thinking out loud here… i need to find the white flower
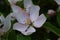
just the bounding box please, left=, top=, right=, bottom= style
left=0, top=15, right=11, bottom=36
left=9, top=0, right=47, bottom=35
left=55, top=0, right=60, bottom=5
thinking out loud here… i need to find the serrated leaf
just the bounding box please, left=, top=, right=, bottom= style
left=8, top=30, right=17, bottom=40
left=43, top=22, right=60, bottom=36
left=17, top=34, right=31, bottom=40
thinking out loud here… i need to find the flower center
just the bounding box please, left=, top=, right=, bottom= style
left=26, top=18, right=31, bottom=25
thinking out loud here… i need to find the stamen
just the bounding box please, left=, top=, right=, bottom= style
left=25, top=23, right=32, bottom=32
left=25, top=25, right=30, bottom=32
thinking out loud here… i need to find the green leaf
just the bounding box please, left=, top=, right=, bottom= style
left=17, top=1, right=24, bottom=8
left=17, top=34, right=31, bottom=40
left=8, top=30, right=17, bottom=40
left=43, top=22, right=60, bottom=36
left=57, top=11, right=60, bottom=27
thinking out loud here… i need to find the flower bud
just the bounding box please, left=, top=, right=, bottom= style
left=47, top=9, right=55, bottom=17
left=57, top=37, right=60, bottom=40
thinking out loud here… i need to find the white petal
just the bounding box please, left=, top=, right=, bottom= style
left=2, top=15, right=11, bottom=32
left=33, top=14, right=47, bottom=28
left=24, top=0, right=33, bottom=9
left=8, top=0, right=22, bottom=4
left=13, top=23, right=28, bottom=32
left=21, top=26, right=36, bottom=35
left=0, top=15, right=5, bottom=23
left=11, top=5, right=29, bottom=24
left=55, top=0, right=60, bottom=5
left=11, top=5, right=22, bottom=13
left=30, top=5, right=40, bottom=22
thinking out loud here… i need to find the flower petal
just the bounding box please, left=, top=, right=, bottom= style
left=2, top=15, right=11, bottom=32
left=30, top=5, right=40, bottom=22
left=0, top=15, right=5, bottom=23
left=55, top=0, right=60, bottom=5
left=24, top=0, right=33, bottom=11
left=33, top=14, right=47, bottom=28
left=13, top=23, right=28, bottom=32
left=11, top=5, right=29, bottom=24
left=8, top=0, right=22, bottom=4
left=21, top=26, right=36, bottom=35
left=9, top=13, right=16, bottom=21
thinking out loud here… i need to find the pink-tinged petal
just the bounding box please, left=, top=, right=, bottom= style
left=55, top=0, right=60, bottom=5
left=47, top=9, right=55, bottom=17
left=11, top=4, right=29, bottom=17
left=47, top=9, right=55, bottom=14
left=11, top=5, right=23, bottom=13
left=13, top=23, right=28, bottom=32
left=21, top=26, right=36, bottom=35
left=30, top=5, right=40, bottom=22
left=57, top=37, right=60, bottom=40
left=11, top=5, right=29, bottom=24
left=2, top=15, right=11, bottom=32
left=33, top=14, right=47, bottom=28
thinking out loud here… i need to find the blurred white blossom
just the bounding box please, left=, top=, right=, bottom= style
left=0, top=14, right=11, bottom=36
left=57, top=37, right=60, bottom=40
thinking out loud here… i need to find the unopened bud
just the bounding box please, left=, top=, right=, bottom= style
left=47, top=9, right=55, bottom=16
